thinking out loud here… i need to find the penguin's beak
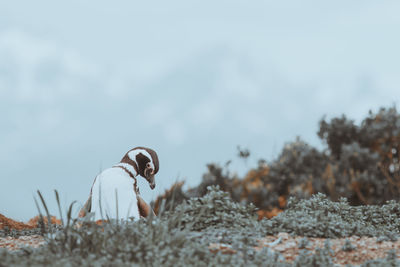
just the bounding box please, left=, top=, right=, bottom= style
left=145, top=168, right=156, bottom=190
left=149, top=180, right=155, bottom=189
left=148, top=175, right=155, bottom=189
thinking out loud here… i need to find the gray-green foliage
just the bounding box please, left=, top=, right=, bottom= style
left=342, top=239, right=356, bottom=252
left=360, top=250, right=399, bottom=267
left=1, top=187, right=400, bottom=266
left=0, top=187, right=277, bottom=267
left=298, top=237, right=309, bottom=249
left=261, top=193, right=400, bottom=238
left=167, top=185, right=258, bottom=231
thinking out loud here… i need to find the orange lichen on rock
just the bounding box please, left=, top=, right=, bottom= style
left=0, top=214, right=35, bottom=230
left=257, top=207, right=283, bottom=220
left=27, top=215, right=62, bottom=228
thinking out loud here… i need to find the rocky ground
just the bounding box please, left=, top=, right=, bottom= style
left=1, top=213, right=399, bottom=266
left=0, top=213, right=59, bottom=251
left=0, top=235, right=45, bottom=251
left=256, top=232, right=400, bottom=266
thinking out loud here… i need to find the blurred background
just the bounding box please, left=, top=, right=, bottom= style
left=1, top=1, right=400, bottom=221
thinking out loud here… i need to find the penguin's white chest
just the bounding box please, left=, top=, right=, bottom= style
left=91, top=167, right=139, bottom=221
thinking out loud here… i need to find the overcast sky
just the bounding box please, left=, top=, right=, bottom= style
left=1, top=1, right=400, bottom=221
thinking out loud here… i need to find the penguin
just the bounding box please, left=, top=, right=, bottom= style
left=79, top=147, right=159, bottom=221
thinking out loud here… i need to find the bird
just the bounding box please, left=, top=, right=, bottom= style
left=79, top=147, right=159, bottom=221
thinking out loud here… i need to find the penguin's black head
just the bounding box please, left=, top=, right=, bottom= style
left=126, top=147, right=159, bottom=189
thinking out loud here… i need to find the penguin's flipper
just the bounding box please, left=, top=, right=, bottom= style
left=79, top=195, right=92, bottom=218
left=137, top=196, right=156, bottom=218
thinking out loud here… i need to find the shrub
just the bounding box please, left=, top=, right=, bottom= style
left=261, top=193, right=400, bottom=238
left=155, top=106, right=400, bottom=218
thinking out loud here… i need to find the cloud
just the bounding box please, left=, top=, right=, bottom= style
left=1, top=0, right=400, bottom=220
left=0, top=29, right=102, bottom=102
left=163, top=119, right=187, bottom=146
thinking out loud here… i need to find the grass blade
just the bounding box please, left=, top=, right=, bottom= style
left=54, top=190, right=64, bottom=226
left=33, top=196, right=46, bottom=234
left=115, top=188, right=119, bottom=222
left=66, top=201, right=77, bottom=229
left=37, top=190, right=53, bottom=233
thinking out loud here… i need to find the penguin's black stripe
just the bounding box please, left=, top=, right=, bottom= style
left=113, top=165, right=139, bottom=195
left=120, top=154, right=139, bottom=174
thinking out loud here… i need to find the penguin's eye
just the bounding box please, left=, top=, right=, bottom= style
left=146, top=162, right=151, bottom=168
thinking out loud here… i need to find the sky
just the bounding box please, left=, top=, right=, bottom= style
left=1, top=1, right=400, bottom=221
